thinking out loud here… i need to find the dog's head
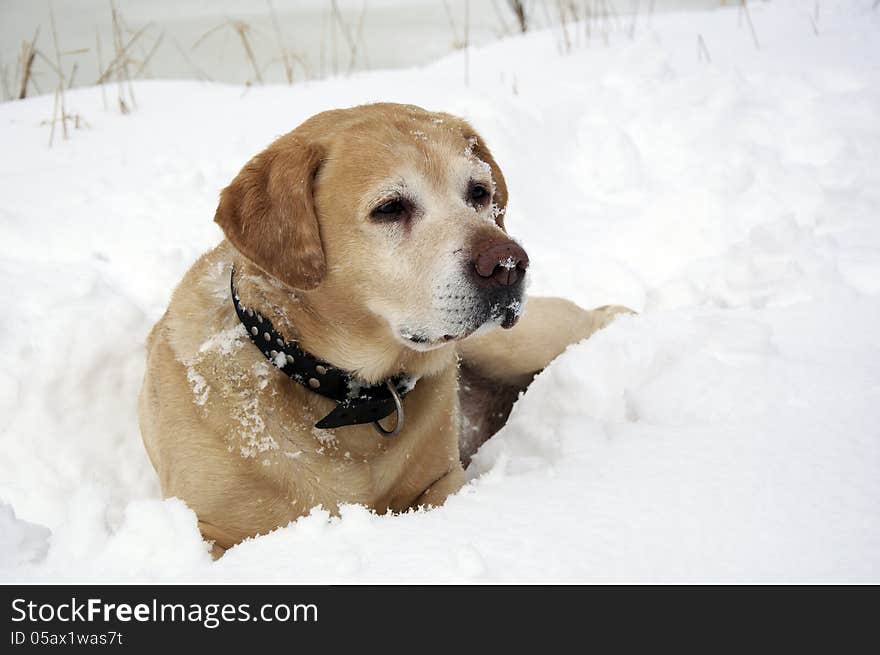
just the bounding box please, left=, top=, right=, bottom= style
left=215, top=103, right=528, bottom=352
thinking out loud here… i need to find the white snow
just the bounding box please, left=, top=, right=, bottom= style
left=1, top=0, right=879, bottom=583
left=186, top=366, right=210, bottom=406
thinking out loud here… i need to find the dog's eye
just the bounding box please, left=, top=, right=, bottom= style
left=468, top=183, right=490, bottom=206
left=371, top=198, right=408, bottom=220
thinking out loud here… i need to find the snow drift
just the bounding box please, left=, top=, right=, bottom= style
left=1, top=0, right=878, bottom=582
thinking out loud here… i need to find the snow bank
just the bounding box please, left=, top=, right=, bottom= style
left=1, top=0, right=878, bottom=582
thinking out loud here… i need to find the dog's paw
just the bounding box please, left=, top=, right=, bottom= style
left=590, top=304, right=637, bottom=331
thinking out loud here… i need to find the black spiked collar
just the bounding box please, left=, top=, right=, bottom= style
left=230, top=268, right=415, bottom=435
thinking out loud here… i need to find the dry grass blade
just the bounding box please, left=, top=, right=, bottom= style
left=464, top=0, right=470, bottom=85
left=740, top=0, right=760, bottom=49
left=41, top=0, right=88, bottom=142
left=67, top=61, right=78, bottom=88
left=232, top=21, right=263, bottom=84
left=192, top=21, right=228, bottom=50
left=1, top=64, right=11, bottom=101
left=584, top=0, right=592, bottom=42
left=109, top=0, right=138, bottom=111
left=110, top=0, right=127, bottom=113
left=442, top=0, right=462, bottom=46
left=352, top=1, right=369, bottom=72
left=48, top=83, right=59, bottom=147
left=697, top=34, right=711, bottom=62
left=34, top=49, right=62, bottom=76
left=490, top=0, right=512, bottom=36
left=194, top=18, right=264, bottom=85
left=95, top=20, right=152, bottom=84
left=96, top=28, right=107, bottom=109
left=507, top=0, right=528, bottom=33
left=132, top=32, right=165, bottom=78
left=267, top=0, right=294, bottom=84
left=557, top=1, right=572, bottom=54
left=330, top=0, right=359, bottom=74
left=48, top=0, right=68, bottom=140
left=18, top=28, right=40, bottom=99
left=629, top=0, right=640, bottom=40
left=171, top=36, right=213, bottom=81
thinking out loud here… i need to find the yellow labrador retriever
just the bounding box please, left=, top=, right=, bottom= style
left=139, top=103, right=630, bottom=556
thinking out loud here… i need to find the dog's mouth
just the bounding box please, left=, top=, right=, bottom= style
left=397, top=296, right=524, bottom=350
left=495, top=299, right=523, bottom=329
left=407, top=334, right=454, bottom=344
left=399, top=330, right=460, bottom=350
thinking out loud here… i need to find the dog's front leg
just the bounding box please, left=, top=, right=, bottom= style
left=414, top=464, right=466, bottom=509
left=457, top=297, right=635, bottom=387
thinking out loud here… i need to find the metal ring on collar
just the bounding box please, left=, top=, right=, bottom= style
left=373, top=380, right=404, bottom=437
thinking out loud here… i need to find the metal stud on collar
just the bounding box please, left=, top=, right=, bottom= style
left=373, top=380, right=404, bottom=437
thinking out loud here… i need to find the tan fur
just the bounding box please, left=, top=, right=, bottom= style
left=138, top=103, right=631, bottom=556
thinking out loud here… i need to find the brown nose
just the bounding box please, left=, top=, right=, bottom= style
left=472, top=238, right=529, bottom=287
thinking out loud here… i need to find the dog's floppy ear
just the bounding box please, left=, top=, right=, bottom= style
left=466, top=133, right=509, bottom=230
left=215, top=137, right=325, bottom=289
